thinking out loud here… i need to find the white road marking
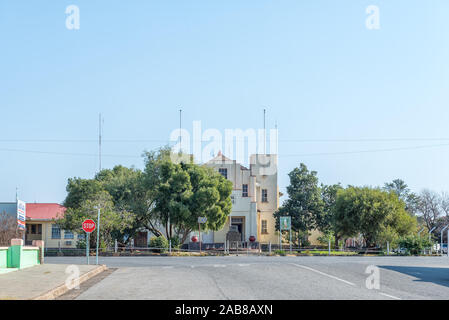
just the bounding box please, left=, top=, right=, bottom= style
left=162, top=266, right=173, bottom=269
left=291, top=264, right=355, bottom=286
left=238, top=264, right=250, bottom=267
left=379, top=292, right=401, bottom=300
left=214, top=264, right=226, bottom=268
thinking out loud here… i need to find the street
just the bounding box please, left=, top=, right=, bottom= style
left=46, top=255, right=449, bottom=300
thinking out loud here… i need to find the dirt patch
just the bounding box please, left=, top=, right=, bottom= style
left=56, top=268, right=117, bottom=300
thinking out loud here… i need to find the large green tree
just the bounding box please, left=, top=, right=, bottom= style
left=334, top=187, right=416, bottom=247
left=274, top=164, right=324, bottom=240
left=57, top=191, right=135, bottom=247
left=316, top=183, right=343, bottom=246
left=142, top=149, right=233, bottom=243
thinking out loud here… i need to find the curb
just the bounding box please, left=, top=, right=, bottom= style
left=32, top=265, right=108, bottom=300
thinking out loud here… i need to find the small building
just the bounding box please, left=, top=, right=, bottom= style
left=25, top=203, right=80, bottom=248
left=0, top=201, right=79, bottom=249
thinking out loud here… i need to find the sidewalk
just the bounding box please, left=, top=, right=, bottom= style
left=0, top=264, right=106, bottom=300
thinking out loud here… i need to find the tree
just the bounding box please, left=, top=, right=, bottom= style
left=61, top=147, right=233, bottom=246
left=142, top=148, right=233, bottom=243
left=0, top=212, right=22, bottom=246
left=316, top=183, right=343, bottom=246
left=63, top=178, right=103, bottom=209
left=334, top=187, right=416, bottom=247
left=383, top=179, right=419, bottom=216
left=57, top=191, right=135, bottom=247
left=417, top=189, right=441, bottom=230
left=274, top=164, right=324, bottom=240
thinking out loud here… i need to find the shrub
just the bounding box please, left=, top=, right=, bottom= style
left=274, top=249, right=286, bottom=256
left=398, top=235, right=431, bottom=255
left=149, top=236, right=169, bottom=253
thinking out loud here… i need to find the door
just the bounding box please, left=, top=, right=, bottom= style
left=231, top=217, right=245, bottom=241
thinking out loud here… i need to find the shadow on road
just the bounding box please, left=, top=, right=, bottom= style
left=380, top=266, right=449, bottom=288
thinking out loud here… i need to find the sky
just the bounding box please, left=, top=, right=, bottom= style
left=0, top=0, right=448, bottom=204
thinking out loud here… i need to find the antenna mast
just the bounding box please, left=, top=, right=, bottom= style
left=99, top=113, right=102, bottom=172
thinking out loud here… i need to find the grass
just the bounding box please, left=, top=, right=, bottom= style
left=299, top=250, right=358, bottom=256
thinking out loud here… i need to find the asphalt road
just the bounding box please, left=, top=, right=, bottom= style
left=46, top=255, right=449, bottom=300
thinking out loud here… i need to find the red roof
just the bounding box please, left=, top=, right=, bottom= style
left=26, top=203, right=66, bottom=220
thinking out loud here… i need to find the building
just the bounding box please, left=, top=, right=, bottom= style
left=25, top=203, right=79, bottom=248
left=0, top=201, right=78, bottom=248
left=195, top=152, right=280, bottom=245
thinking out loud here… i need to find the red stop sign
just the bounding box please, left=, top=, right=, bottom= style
left=82, top=219, right=96, bottom=233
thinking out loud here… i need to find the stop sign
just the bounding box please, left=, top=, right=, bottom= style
left=82, top=219, right=96, bottom=233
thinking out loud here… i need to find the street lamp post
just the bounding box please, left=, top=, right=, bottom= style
left=440, top=225, right=449, bottom=255
left=417, top=227, right=425, bottom=237
left=429, top=226, right=437, bottom=254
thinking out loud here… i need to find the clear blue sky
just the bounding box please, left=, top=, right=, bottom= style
left=1, top=0, right=448, bottom=204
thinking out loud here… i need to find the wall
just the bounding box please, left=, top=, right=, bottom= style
left=0, top=248, right=7, bottom=268
left=0, top=241, right=42, bottom=269
left=41, top=222, right=79, bottom=249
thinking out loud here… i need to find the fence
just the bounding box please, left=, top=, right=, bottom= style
left=44, top=241, right=389, bottom=257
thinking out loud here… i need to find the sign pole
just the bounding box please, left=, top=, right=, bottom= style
left=86, top=232, right=90, bottom=265
left=279, top=217, right=281, bottom=250
left=289, top=228, right=292, bottom=253
left=199, top=222, right=201, bottom=254
left=96, top=207, right=101, bottom=265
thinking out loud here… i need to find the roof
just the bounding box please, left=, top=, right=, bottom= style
left=26, top=203, right=66, bottom=221
left=206, top=151, right=234, bottom=164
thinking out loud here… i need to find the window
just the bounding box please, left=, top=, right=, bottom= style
left=262, top=189, right=268, bottom=202
left=30, top=224, right=42, bottom=235
left=261, top=220, right=268, bottom=234
left=242, top=184, right=248, bottom=197
left=231, top=195, right=235, bottom=204
left=51, top=224, right=61, bottom=239
left=78, top=233, right=85, bottom=240
left=64, top=230, right=74, bottom=239
left=218, top=168, right=228, bottom=179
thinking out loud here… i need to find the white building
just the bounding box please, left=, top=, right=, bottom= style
left=198, top=151, right=280, bottom=244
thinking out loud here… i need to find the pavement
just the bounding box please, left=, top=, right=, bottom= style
left=0, top=263, right=105, bottom=300
left=44, top=255, right=449, bottom=300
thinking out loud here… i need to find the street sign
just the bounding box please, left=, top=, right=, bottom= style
left=17, top=200, right=26, bottom=230
left=198, top=217, right=207, bottom=224
left=280, top=216, right=291, bottom=230
left=82, top=219, right=96, bottom=233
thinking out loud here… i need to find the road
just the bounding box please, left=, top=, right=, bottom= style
left=46, top=255, right=449, bottom=300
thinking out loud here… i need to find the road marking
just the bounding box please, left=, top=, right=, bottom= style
left=291, top=264, right=355, bottom=286
left=379, top=292, right=401, bottom=300
left=238, top=264, right=250, bottom=267
left=162, top=266, right=173, bottom=269
left=214, top=264, right=226, bottom=268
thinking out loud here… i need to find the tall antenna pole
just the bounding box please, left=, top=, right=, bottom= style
left=263, top=108, right=266, bottom=154
left=179, top=109, right=182, bottom=153
left=99, top=113, right=102, bottom=172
